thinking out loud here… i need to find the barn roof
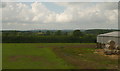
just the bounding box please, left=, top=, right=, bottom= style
left=97, top=31, right=120, bottom=37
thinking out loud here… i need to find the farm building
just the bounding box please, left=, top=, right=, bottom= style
left=97, top=31, right=120, bottom=45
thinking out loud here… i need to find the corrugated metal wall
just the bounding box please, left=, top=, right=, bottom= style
left=97, top=36, right=120, bottom=45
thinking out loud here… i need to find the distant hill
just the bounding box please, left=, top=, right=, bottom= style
left=2, top=29, right=119, bottom=34
left=84, top=29, right=120, bottom=35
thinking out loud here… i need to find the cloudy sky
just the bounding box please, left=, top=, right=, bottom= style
left=1, top=2, right=118, bottom=30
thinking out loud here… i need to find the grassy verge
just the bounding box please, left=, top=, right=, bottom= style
left=2, top=43, right=118, bottom=69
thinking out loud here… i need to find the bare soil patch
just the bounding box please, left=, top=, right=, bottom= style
left=94, top=49, right=118, bottom=60
left=67, top=44, right=96, bottom=48
left=9, top=56, right=23, bottom=61
left=9, top=55, right=48, bottom=62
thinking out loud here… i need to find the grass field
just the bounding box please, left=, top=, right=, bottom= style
left=2, top=43, right=118, bottom=69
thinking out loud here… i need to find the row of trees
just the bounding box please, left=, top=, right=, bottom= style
left=2, top=30, right=96, bottom=43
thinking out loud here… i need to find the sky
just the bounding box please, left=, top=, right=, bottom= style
left=1, top=2, right=118, bottom=30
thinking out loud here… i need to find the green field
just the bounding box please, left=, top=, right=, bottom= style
left=2, top=43, right=118, bottom=69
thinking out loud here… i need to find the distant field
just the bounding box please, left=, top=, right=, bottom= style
left=2, top=43, right=118, bottom=69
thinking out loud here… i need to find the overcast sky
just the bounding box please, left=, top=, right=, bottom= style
left=1, top=2, right=118, bottom=30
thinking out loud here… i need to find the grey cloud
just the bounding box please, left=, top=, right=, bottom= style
left=97, top=2, right=118, bottom=10
left=0, top=2, right=7, bottom=8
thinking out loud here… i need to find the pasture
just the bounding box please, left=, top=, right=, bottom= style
left=2, top=43, right=118, bottom=69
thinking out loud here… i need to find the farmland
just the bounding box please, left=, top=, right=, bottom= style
left=2, top=43, right=118, bottom=69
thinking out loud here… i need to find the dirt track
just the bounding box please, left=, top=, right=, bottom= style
left=52, top=44, right=118, bottom=69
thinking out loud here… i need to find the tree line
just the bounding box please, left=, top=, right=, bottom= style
left=2, top=29, right=115, bottom=43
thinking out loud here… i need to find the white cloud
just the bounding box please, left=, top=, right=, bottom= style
left=56, top=2, right=118, bottom=24
left=1, top=2, right=118, bottom=30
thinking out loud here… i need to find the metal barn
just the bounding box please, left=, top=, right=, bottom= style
left=97, top=31, right=120, bottom=45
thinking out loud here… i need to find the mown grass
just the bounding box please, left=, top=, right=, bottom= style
left=2, top=43, right=118, bottom=69
left=3, top=43, right=75, bottom=69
